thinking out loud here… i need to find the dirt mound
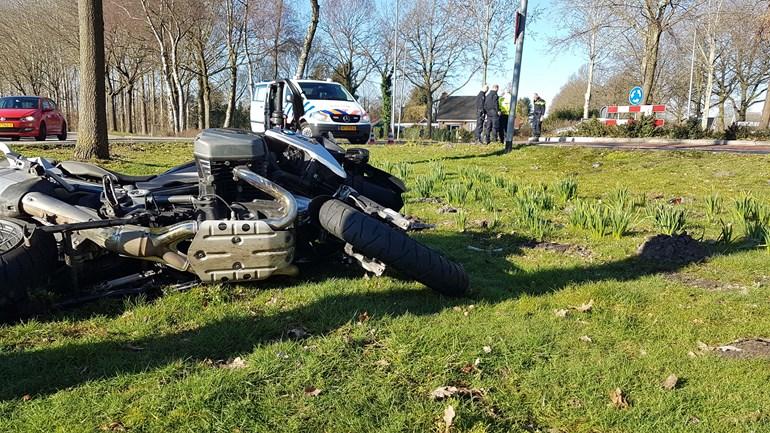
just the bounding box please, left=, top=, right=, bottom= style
left=637, top=234, right=707, bottom=264
left=716, top=339, right=770, bottom=360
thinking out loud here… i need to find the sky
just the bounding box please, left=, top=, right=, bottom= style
left=455, top=0, right=583, bottom=104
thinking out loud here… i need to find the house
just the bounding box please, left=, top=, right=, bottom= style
left=436, top=95, right=477, bottom=132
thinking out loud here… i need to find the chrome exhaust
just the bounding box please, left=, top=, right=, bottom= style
left=21, top=192, right=196, bottom=271
left=233, top=166, right=297, bottom=230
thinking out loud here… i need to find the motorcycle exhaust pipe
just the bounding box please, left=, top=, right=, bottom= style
left=21, top=192, right=196, bottom=271
left=233, top=166, right=297, bottom=230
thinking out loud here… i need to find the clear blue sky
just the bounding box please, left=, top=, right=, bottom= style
left=456, top=0, right=584, bottom=104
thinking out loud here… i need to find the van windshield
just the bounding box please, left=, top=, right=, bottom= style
left=298, top=82, right=355, bottom=102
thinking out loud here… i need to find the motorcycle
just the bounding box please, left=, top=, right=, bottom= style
left=0, top=128, right=469, bottom=321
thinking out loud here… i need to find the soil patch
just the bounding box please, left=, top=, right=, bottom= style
left=438, top=205, right=458, bottom=214
left=637, top=234, right=707, bottom=264
left=525, top=241, right=592, bottom=259
left=716, top=339, right=770, bottom=360
left=664, top=273, right=748, bottom=293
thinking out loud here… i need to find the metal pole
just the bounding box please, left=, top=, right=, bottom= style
left=504, top=0, right=528, bottom=149
left=686, top=28, right=697, bottom=119
left=391, top=0, right=399, bottom=138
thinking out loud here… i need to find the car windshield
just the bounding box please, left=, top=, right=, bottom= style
left=298, top=82, right=355, bottom=102
left=0, top=97, right=39, bottom=109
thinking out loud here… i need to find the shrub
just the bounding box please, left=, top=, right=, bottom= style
left=608, top=205, right=634, bottom=239
left=445, top=183, right=469, bottom=205
left=554, top=177, right=578, bottom=203
left=454, top=208, right=468, bottom=232
left=651, top=204, right=687, bottom=236
left=665, top=118, right=706, bottom=139
left=455, top=128, right=474, bottom=143
left=718, top=219, right=733, bottom=244
left=704, top=193, right=722, bottom=222
left=413, top=176, right=434, bottom=198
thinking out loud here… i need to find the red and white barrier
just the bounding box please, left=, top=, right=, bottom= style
left=600, top=105, right=666, bottom=127
left=368, top=131, right=376, bottom=144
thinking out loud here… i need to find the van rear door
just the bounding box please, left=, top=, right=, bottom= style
left=250, top=84, right=268, bottom=132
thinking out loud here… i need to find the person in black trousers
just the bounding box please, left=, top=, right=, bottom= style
left=482, top=85, right=500, bottom=144
left=474, top=85, right=487, bottom=143
left=531, top=93, right=546, bottom=139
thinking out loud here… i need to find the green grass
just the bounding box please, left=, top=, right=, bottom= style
left=3, top=142, right=770, bottom=432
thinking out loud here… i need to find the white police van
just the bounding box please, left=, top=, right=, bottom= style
left=250, top=79, right=372, bottom=144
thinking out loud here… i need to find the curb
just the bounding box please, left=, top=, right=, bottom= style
left=538, top=136, right=770, bottom=147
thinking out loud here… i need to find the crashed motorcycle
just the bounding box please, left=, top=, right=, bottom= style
left=0, top=128, right=469, bottom=320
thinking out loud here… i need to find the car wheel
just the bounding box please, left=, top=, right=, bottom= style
left=349, top=137, right=369, bottom=145
left=11, top=136, right=20, bottom=142
left=36, top=123, right=47, bottom=141
left=57, top=122, right=67, bottom=141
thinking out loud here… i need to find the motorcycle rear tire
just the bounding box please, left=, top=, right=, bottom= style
left=318, top=199, right=469, bottom=296
left=0, top=218, right=57, bottom=321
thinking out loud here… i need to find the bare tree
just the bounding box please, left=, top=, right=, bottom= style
left=401, top=0, right=473, bottom=137
left=456, top=0, right=515, bottom=85
left=74, top=0, right=109, bottom=159
left=295, top=0, right=320, bottom=79
left=318, top=0, right=375, bottom=96
left=551, top=0, right=614, bottom=118
left=222, top=0, right=248, bottom=127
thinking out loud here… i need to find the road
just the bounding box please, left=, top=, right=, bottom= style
left=2, top=132, right=191, bottom=146
left=536, top=140, right=770, bottom=155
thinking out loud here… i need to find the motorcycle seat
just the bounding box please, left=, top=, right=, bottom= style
left=58, top=161, right=157, bottom=184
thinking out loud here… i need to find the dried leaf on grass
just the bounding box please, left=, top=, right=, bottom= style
left=374, top=359, right=391, bottom=367
left=662, top=374, right=679, bottom=390
left=572, top=299, right=594, bottom=313
left=221, top=357, right=247, bottom=369
left=482, top=345, right=492, bottom=354
left=609, top=388, right=630, bottom=409
left=579, top=335, right=592, bottom=343
left=430, top=385, right=485, bottom=401
left=443, top=405, right=455, bottom=432
left=553, top=309, right=569, bottom=318
left=717, top=345, right=743, bottom=352
left=100, top=421, right=126, bottom=432
left=357, top=311, right=370, bottom=323
left=21, top=394, right=31, bottom=401
left=304, top=386, right=322, bottom=397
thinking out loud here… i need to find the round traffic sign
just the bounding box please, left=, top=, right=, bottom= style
left=629, top=86, right=643, bottom=106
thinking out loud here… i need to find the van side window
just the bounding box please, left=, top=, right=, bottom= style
left=254, top=85, right=267, bottom=102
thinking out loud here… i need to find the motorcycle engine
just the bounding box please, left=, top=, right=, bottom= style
left=194, top=128, right=269, bottom=219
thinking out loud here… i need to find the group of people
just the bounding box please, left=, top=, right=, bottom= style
left=473, top=85, right=547, bottom=148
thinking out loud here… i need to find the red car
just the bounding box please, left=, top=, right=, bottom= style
left=0, top=96, right=68, bottom=141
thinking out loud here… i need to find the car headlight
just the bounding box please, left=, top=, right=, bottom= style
left=362, top=113, right=370, bottom=122
left=310, top=111, right=330, bottom=122
left=23, top=116, right=35, bottom=122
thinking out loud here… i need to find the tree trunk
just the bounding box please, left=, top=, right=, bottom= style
left=223, top=54, right=238, bottom=128
left=126, top=84, right=134, bottom=133
left=701, top=35, right=717, bottom=130
left=140, top=75, right=148, bottom=135
left=74, top=0, right=109, bottom=160
left=640, top=24, right=662, bottom=105
left=584, top=31, right=597, bottom=120
left=295, top=0, right=319, bottom=79
left=150, top=72, right=157, bottom=135
left=425, top=89, right=434, bottom=139
left=760, top=88, right=770, bottom=129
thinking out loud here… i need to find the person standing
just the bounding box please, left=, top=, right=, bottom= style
left=498, top=90, right=511, bottom=143
left=531, top=93, right=546, bottom=139
left=474, top=85, right=488, bottom=143
left=483, top=84, right=500, bottom=144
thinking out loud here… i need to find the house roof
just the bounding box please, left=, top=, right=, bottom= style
left=436, top=96, right=477, bottom=121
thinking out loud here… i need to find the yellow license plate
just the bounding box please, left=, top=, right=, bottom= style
left=0, top=122, right=13, bottom=128
left=339, top=126, right=357, bottom=132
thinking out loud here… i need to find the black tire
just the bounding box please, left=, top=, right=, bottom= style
left=36, top=123, right=47, bottom=141
left=57, top=122, right=67, bottom=141
left=348, top=137, right=369, bottom=145
left=11, top=136, right=20, bottom=142
left=318, top=199, right=469, bottom=296
left=0, top=218, right=57, bottom=321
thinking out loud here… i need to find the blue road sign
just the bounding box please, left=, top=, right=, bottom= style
left=629, top=86, right=643, bottom=106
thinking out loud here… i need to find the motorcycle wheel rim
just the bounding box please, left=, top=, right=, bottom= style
left=0, top=220, right=23, bottom=253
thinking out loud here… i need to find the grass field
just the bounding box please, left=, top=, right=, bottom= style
left=2, top=142, right=770, bottom=432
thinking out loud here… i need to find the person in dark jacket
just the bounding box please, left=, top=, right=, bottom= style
left=531, top=93, right=546, bottom=138
left=474, top=85, right=488, bottom=143
left=482, top=85, right=500, bottom=144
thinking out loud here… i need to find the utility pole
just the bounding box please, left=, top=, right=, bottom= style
left=391, top=0, right=399, bottom=138
left=504, top=0, right=528, bottom=152
left=686, top=28, right=697, bottom=119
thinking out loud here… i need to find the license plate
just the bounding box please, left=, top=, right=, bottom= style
left=0, top=122, right=12, bottom=128
left=339, top=125, right=357, bottom=132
